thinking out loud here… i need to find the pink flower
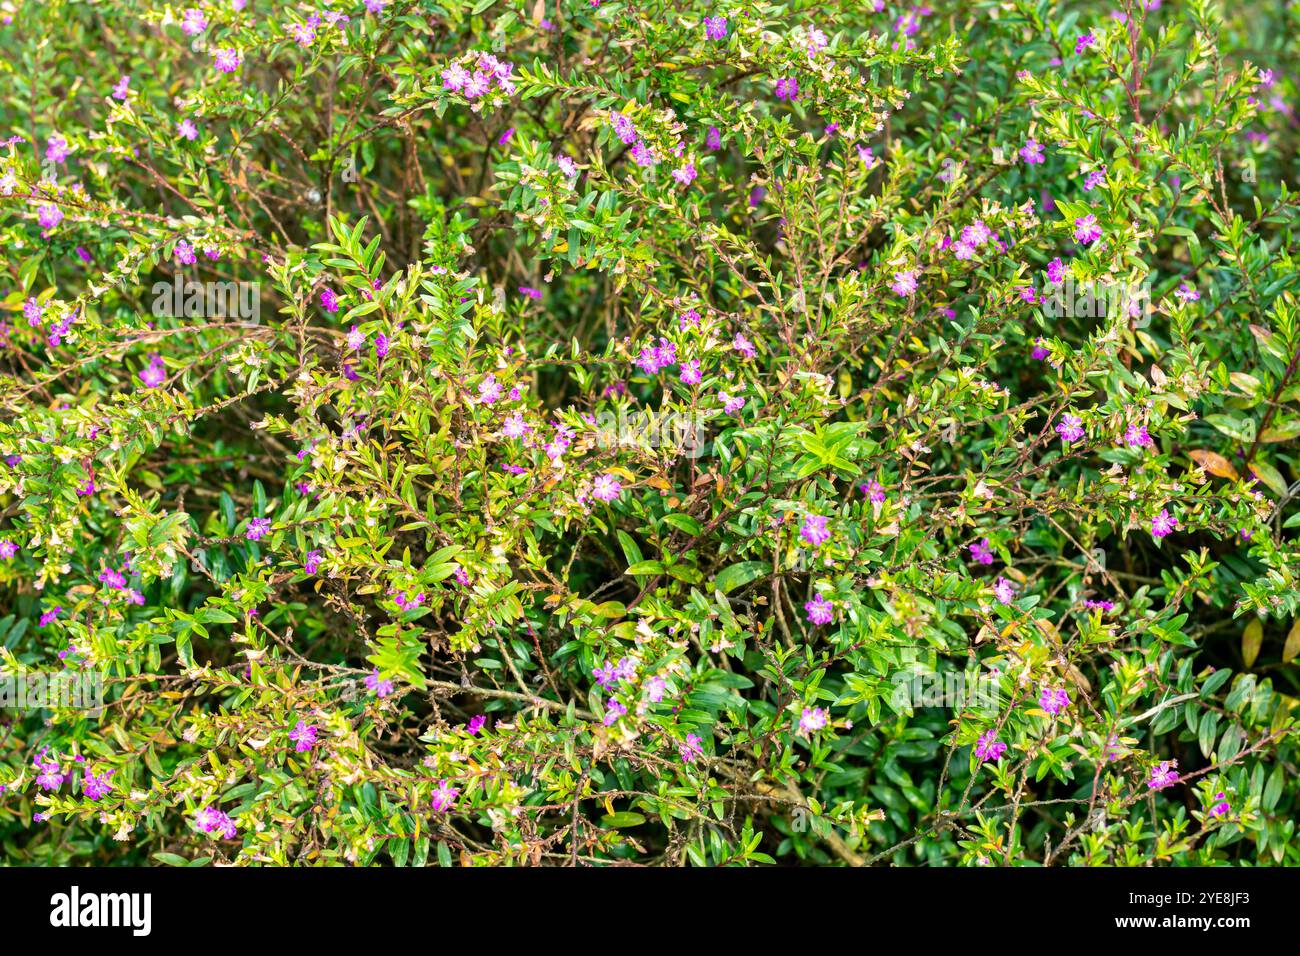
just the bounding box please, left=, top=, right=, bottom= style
left=968, top=538, right=994, bottom=565
left=289, top=721, right=319, bottom=752
left=798, top=706, right=828, bottom=735
left=37, top=204, right=63, bottom=231
left=890, top=269, right=918, bottom=297
left=1151, top=509, right=1178, bottom=539
left=1020, top=138, right=1045, bottom=164
left=1046, top=257, right=1067, bottom=283
left=196, top=806, right=237, bottom=839
left=177, top=119, right=199, bottom=140
left=477, top=374, right=502, bottom=404
left=320, top=288, right=340, bottom=313
left=993, top=577, right=1016, bottom=604
left=82, top=768, right=114, bottom=800
left=1073, top=214, right=1102, bottom=244
left=1124, top=423, right=1152, bottom=448
left=1039, top=687, right=1070, bottom=715
left=804, top=593, right=835, bottom=625
left=974, top=730, right=1007, bottom=762
left=431, top=779, right=460, bottom=812
left=603, top=697, right=627, bottom=725
left=1056, top=413, right=1085, bottom=444
left=365, top=668, right=395, bottom=697
left=213, top=48, right=242, bottom=73
left=592, top=474, right=622, bottom=502
left=800, top=514, right=831, bottom=548
left=678, top=732, right=704, bottom=763
left=1147, top=760, right=1180, bottom=790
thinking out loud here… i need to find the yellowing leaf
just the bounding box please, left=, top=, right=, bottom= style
left=1243, top=618, right=1263, bottom=669
left=1283, top=620, right=1300, bottom=664
left=1188, top=449, right=1239, bottom=480
left=1249, top=461, right=1288, bottom=497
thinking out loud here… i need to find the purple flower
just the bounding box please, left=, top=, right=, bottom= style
left=45, top=134, right=69, bottom=164
left=431, top=779, right=460, bottom=812
left=34, top=751, right=64, bottom=791
left=289, top=721, right=319, bottom=752
left=804, top=593, right=835, bottom=625
left=1039, top=687, right=1070, bottom=716
left=1073, top=214, right=1102, bottom=244
left=138, top=354, right=166, bottom=388
left=37, top=204, right=63, bottom=231
left=890, top=269, right=918, bottom=297
left=1124, top=424, right=1152, bottom=448
left=1210, top=792, right=1230, bottom=818
left=592, top=474, right=622, bottom=502
left=1151, top=509, right=1178, bottom=539
left=1031, top=337, right=1050, bottom=361
left=1147, top=760, right=1180, bottom=790
left=1020, top=138, right=1045, bottom=164
left=365, top=668, right=395, bottom=697
left=974, top=730, right=1007, bottom=763
left=798, top=706, right=828, bottom=735
left=706, top=125, right=722, bottom=149
left=732, top=332, right=757, bottom=358
left=968, top=538, right=994, bottom=565
left=466, top=715, right=487, bottom=735
left=645, top=675, right=667, bottom=702
left=703, top=16, right=727, bottom=40
left=304, top=550, right=323, bottom=574
left=320, top=288, right=340, bottom=313
left=83, top=768, right=114, bottom=801
left=679, top=732, right=704, bottom=763
left=800, top=514, right=831, bottom=548
left=612, top=113, right=637, bottom=144
left=993, top=577, right=1016, bottom=604
left=594, top=657, right=636, bottom=689
left=213, top=48, right=241, bottom=73
left=1056, top=413, right=1085, bottom=444
left=181, top=8, right=208, bottom=35
left=175, top=240, right=196, bottom=265
left=1075, top=31, right=1096, bottom=54
left=861, top=479, right=887, bottom=503
left=196, top=806, right=238, bottom=839
left=98, top=567, right=127, bottom=590
left=774, top=77, right=799, bottom=101
left=246, top=517, right=272, bottom=541
left=178, top=119, right=199, bottom=141
left=477, top=374, right=503, bottom=404
left=1046, top=257, right=1066, bottom=283
left=0, top=540, right=16, bottom=560
left=603, top=697, right=628, bottom=726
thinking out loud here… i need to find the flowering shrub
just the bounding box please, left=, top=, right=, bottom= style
left=1, top=0, right=1299, bottom=867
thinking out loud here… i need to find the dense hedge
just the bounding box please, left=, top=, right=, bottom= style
left=1, top=0, right=1299, bottom=866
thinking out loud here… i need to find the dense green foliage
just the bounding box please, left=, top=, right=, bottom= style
left=1, top=0, right=1299, bottom=866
